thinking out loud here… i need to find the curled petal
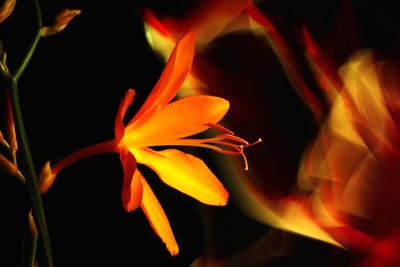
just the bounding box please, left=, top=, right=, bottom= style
left=128, top=31, right=196, bottom=124
left=0, top=0, right=16, bottom=24
left=41, top=9, right=81, bottom=37
left=133, top=148, right=229, bottom=206
left=140, top=173, right=179, bottom=256
left=120, top=149, right=142, bottom=212
left=124, top=95, right=229, bottom=146
left=115, top=89, right=135, bottom=142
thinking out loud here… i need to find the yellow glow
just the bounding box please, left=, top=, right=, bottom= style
left=144, top=22, right=175, bottom=63
left=218, top=156, right=342, bottom=247
left=338, top=50, right=392, bottom=148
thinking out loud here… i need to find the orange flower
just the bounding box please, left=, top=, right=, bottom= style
left=42, top=31, right=259, bottom=255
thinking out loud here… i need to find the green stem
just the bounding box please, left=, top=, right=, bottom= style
left=22, top=233, right=38, bottom=267
left=10, top=80, right=53, bottom=267
left=14, top=32, right=42, bottom=81
left=10, top=0, right=52, bottom=265
left=0, top=137, right=18, bottom=165
left=25, top=211, right=39, bottom=267
left=15, top=170, right=26, bottom=185
left=26, top=234, right=38, bottom=267
left=1, top=137, right=11, bottom=151
left=13, top=0, right=42, bottom=81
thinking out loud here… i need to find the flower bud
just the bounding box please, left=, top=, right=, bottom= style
left=28, top=210, right=38, bottom=236
left=0, top=154, right=18, bottom=176
left=40, top=9, right=81, bottom=37
left=39, top=161, right=57, bottom=193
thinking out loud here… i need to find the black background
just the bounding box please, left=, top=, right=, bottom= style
left=2, top=0, right=400, bottom=266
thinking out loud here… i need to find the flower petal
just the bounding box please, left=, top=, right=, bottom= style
left=139, top=172, right=179, bottom=256
left=124, top=95, right=229, bottom=146
left=133, top=148, right=229, bottom=206
left=120, top=149, right=143, bottom=211
left=128, top=31, right=196, bottom=124
left=115, top=89, right=135, bottom=142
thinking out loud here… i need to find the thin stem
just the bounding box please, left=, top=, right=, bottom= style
left=14, top=32, right=41, bottom=81
left=13, top=0, right=43, bottom=81
left=25, top=211, right=38, bottom=267
left=52, top=140, right=117, bottom=174
left=15, top=170, right=26, bottom=185
left=9, top=1, right=53, bottom=265
left=33, top=0, right=43, bottom=27
left=10, top=80, right=53, bottom=267
left=25, top=234, right=38, bottom=267
left=0, top=153, right=25, bottom=184
left=0, top=136, right=18, bottom=165
left=1, top=136, right=11, bottom=150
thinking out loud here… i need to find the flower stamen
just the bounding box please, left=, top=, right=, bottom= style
left=216, top=134, right=250, bottom=145
left=136, top=135, right=261, bottom=171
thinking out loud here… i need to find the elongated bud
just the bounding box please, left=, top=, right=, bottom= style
left=28, top=210, right=38, bottom=236
left=0, top=42, right=11, bottom=78
left=5, top=92, right=17, bottom=153
left=0, top=0, right=16, bottom=23
left=0, top=154, right=18, bottom=176
left=40, top=9, right=81, bottom=37
left=39, top=161, right=57, bottom=193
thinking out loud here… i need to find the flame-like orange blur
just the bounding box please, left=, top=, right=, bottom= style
left=220, top=28, right=400, bottom=266
left=143, top=0, right=339, bottom=248
left=143, top=2, right=400, bottom=265
left=301, top=42, right=400, bottom=248
left=143, top=0, right=255, bottom=97
left=143, top=1, right=325, bottom=122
